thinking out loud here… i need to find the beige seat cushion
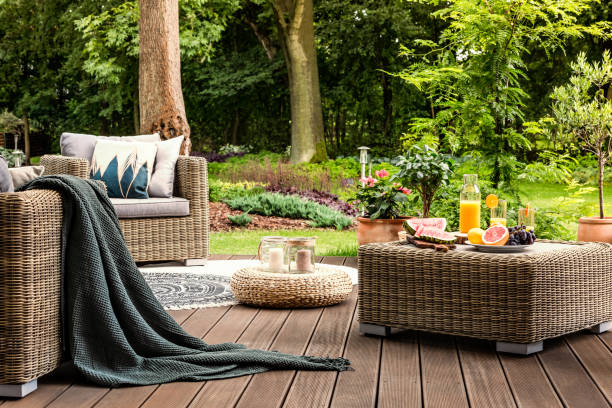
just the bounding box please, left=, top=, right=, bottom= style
left=110, top=197, right=190, bottom=219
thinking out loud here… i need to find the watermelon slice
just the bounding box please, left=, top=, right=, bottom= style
left=414, top=226, right=457, bottom=245
left=404, top=218, right=447, bottom=235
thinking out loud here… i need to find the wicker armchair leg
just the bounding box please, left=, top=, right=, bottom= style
left=360, top=323, right=391, bottom=337
left=496, top=341, right=543, bottom=355
left=184, top=259, right=207, bottom=266
left=0, top=379, right=37, bottom=398
left=589, top=321, right=611, bottom=334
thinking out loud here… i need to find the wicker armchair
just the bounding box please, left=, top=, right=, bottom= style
left=40, top=154, right=210, bottom=264
left=0, top=190, right=63, bottom=396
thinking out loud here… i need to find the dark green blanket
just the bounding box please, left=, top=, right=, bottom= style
left=21, top=175, right=350, bottom=386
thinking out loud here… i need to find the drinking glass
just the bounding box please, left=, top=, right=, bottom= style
left=518, top=208, right=535, bottom=231
left=459, top=174, right=481, bottom=233
left=490, top=199, right=507, bottom=227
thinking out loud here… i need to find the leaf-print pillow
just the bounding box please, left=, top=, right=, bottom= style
left=90, top=140, right=158, bottom=199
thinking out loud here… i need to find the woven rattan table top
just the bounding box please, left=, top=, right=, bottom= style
left=380, top=239, right=608, bottom=259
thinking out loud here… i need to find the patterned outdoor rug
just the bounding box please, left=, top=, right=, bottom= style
left=141, top=271, right=237, bottom=310
left=139, top=260, right=358, bottom=310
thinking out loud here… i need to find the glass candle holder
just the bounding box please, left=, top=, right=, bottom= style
left=286, top=237, right=316, bottom=274
left=257, top=236, right=287, bottom=272
left=518, top=208, right=536, bottom=231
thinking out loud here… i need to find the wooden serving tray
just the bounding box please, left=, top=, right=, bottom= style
left=406, top=235, right=456, bottom=252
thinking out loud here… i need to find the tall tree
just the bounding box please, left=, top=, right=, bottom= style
left=139, top=0, right=191, bottom=154
left=271, top=0, right=327, bottom=163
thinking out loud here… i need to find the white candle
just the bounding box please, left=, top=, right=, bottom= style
left=296, top=249, right=313, bottom=272
left=268, top=248, right=284, bottom=272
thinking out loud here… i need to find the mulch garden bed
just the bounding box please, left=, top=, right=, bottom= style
left=209, top=202, right=356, bottom=232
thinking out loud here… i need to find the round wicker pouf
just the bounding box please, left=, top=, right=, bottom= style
left=230, top=265, right=353, bottom=308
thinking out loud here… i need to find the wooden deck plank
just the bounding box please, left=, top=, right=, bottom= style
left=499, top=354, right=562, bottom=408
left=188, top=308, right=291, bottom=408
left=234, top=308, right=324, bottom=408
left=419, top=333, right=469, bottom=408
left=457, top=339, right=516, bottom=408
left=329, top=300, right=381, bottom=408
left=565, top=333, right=612, bottom=405
left=140, top=305, right=259, bottom=408
left=229, top=255, right=257, bottom=260
left=598, top=330, right=612, bottom=351
left=538, top=337, right=610, bottom=408
left=208, top=254, right=233, bottom=260
left=377, top=331, right=421, bottom=408
left=92, top=306, right=229, bottom=408
left=282, top=288, right=358, bottom=408
left=320, top=256, right=346, bottom=266
left=343, top=256, right=357, bottom=268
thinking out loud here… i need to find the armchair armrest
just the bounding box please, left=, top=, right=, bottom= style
left=174, top=155, right=209, bottom=239
left=0, top=190, right=63, bottom=383
left=175, top=156, right=208, bottom=204
left=40, top=155, right=89, bottom=178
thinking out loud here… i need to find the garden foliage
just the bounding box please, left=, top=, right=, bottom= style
left=208, top=180, right=265, bottom=202
left=397, top=0, right=611, bottom=187
left=224, top=193, right=353, bottom=230
left=394, top=145, right=454, bottom=217
left=227, top=212, right=253, bottom=227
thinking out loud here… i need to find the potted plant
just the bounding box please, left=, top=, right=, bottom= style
left=352, top=169, right=412, bottom=245
left=393, top=144, right=454, bottom=218
left=550, top=52, right=612, bottom=243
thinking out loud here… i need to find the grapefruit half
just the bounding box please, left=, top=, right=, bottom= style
left=481, top=225, right=509, bottom=246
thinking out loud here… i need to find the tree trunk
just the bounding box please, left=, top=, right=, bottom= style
left=273, top=0, right=327, bottom=163
left=598, top=155, right=605, bottom=218
left=231, top=111, right=240, bottom=145
left=139, top=0, right=191, bottom=155
left=22, top=114, right=30, bottom=165
left=133, top=82, right=140, bottom=134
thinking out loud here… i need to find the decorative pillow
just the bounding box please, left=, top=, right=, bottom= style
left=60, top=132, right=161, bottom=163
left=90, top=140, right=157, bottom=199
left=8, top=166, right=45, bottom=189
left=148, top=135, right=184, bottom=198
left=0, top=157, right=14, bottom=193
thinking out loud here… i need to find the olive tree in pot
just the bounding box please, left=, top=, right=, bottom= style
left=551, top=52, right=612, bottom=242
left=352, top=169, right=413, bottom=245
left=393, top=145, right=454, bottom=218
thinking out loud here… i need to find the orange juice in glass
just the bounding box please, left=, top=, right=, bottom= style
left=459, top=174, right=481, bottom=233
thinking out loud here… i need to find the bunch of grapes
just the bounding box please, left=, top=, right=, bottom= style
left=507, top=225, right=536, bottom=246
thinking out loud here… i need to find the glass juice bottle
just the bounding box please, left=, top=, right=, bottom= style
left=459, top=174, right=481, bottom=233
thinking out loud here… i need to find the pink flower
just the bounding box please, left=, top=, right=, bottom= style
left=360, top=176, right=377, bottom=187
left=375, top=169, right=389, bottom=178
left=401, top=187, right=412, bottom=195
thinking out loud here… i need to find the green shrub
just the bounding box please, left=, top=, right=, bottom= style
left=208, top=180, right=265, bottom=202
left=227, top=212, right=252, bottom=227
left=224, top=193, right=353, bottom=230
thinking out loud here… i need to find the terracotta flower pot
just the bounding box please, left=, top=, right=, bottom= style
left=356, top=216, right=411, bottom=246
left=577, top=216, right=612, bottom=243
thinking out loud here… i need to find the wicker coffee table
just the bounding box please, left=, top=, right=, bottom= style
left=358, top=240, right=612, bottom=354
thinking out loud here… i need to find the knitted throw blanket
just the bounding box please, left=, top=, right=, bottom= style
left=21, top=176, right=350, bottom=386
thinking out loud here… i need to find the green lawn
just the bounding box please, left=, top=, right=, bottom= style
left=211, top=229, right=358, bottom=256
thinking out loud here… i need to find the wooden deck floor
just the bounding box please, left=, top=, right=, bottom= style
left=3, top=255, right=611, bottom=408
